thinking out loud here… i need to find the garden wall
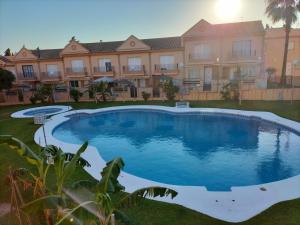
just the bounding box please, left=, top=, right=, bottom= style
left=1, top=88, right=300, bottom=106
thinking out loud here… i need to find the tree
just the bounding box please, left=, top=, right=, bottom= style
left=4, top=48, right=12, bottom=56
left=220, top=66, right=241, bottom=101
left=94, top=81, right=111, bottom=102
left=162, top=79, right=179, bottom=101
left=69, top=88, right=83, bottom=102
left=265, top=0, right=300, bottom=86
left=0, top=68, right=15, bottom=91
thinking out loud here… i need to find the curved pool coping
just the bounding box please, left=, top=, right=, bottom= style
left=11, top=105, right=72, bottom=118
left=34, top=105, right=300, bottom=223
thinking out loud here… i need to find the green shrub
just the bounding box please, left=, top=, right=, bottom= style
left=69, top=88, right=82, bottom=102
left=17, top=89, right=24, bottom=102
left=142, top=91, right=151, bottom=101
left=29, top=95, right=37, bottom=104
left=162, top=79, right=179, bottom=101
left=88, top=85, right=95, bottom=99
left=0, top=68, right=15, bottom=91
left=220, top=67, right=241, bottom=101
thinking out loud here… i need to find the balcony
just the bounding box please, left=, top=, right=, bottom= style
left=17, top=72, right=37, bottom=81
left=65, top=67, right=87, bottom=76
left=226, top=52, right=260, bottom=61
left=122, top=65, right=145, bottom=76
left=154, top=64, right=179, bottom=75
left=183, top=78, right=201, bottom=85
left=40, top=71, right=62, bottom=81
left=93, top=66, right=115, bottom=76
left=189, top=53, right=214, bottom=62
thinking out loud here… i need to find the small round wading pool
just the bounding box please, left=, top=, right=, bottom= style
left=11, top=105, right=72, bottom=118
left=52, top=108, right=300, bottom=191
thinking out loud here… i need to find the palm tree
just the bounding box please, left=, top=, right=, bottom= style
left=93, top=81, right=112, bottom=102
left=265, top=0, right=300, bottom=86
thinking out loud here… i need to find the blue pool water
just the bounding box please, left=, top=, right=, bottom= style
left=53, top=110, right=300, bottom=191
left=24, top=108, right=62, bottom=116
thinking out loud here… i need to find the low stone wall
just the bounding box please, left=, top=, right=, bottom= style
left=181, top=88, right=300, bottom=101
left=1, top=88, right=300, bottom=106
left=241, top=88, right=300, bottom=101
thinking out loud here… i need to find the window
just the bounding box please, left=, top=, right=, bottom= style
left=69, top=80, right=79, bottom=88
left=128, top=57, right=141, bottom=71
left=47, top=64, right=58, bottom=76
left=160, top=56, right=175, bottom=70
left=99, top=59, right=112, bottom=72
left=228, top=65, right=258, bottom=80
left=240, top=65, right=258, bottom=77
left=188, top=68, right=200, bottom=79
left=139, top=79, right=146, bottom=88
left=71, top=60, right=84, bottom=72
left=232, top=40, right=251, bottom=57
left=22, top=65, right=34, bottom=78
left=194, top=44, right=211, bottom=59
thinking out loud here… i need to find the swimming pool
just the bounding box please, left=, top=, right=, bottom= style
left=11, top=105, right=72, bottom=118
left=52, top=109, right=300, bottom=191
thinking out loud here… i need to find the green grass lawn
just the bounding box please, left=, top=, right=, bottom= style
left=0, top=100, right=300, bottom=225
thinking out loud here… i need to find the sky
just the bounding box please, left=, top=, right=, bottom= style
left=0, top=0, right=299, bottom=54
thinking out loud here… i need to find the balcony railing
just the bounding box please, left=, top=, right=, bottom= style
left=65, top=67, right=87, bottom=75
left=227, top=52, right=259, bottom=61
left=154, top=64, right=179, bottom=73
left=93, top=66, right=115, bottom=76
left=17, top=72, right=37, bottom=81
left=40, top=71, right=61, bottom=80
left=123, top=65, right=145, bottom=74
left=189, top=53, right=213, bottom=61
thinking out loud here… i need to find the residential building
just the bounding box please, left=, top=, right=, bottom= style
left=182, top=19, right=265, bottom=92
left=264, top=27, right=300, bottom=80
left=1, top=19, right=298, bottom=101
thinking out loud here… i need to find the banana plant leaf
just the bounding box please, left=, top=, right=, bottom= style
left=71, top=179, right=98, bottom=189
left=21, top=195, right=63, bottom=214
left=98, top=157, right=125, bottom=194
left=62, top=141, right=89, bottom=181
left=119, top=186, right=178, bottom=207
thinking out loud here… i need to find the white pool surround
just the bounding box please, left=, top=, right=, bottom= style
left=34, top=105, right=300, bottom=222
left=11, top=105, right=72, bottom=118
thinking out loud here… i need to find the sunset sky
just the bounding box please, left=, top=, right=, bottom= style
left=0, top=0, right=299, bottom=54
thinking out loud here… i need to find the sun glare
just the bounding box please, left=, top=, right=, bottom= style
left=215, top=0, right=241, bottom=20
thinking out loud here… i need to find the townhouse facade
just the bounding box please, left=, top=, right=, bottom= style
left=0, top=19, right=299, bottom=100
left=264, top=28, right=300, bottom=78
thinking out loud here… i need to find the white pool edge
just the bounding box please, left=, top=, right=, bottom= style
left=11, top=105, right=72, bottom=118
left=34, top=105, right=300, bottom=223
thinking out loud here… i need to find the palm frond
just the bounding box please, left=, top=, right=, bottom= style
left=265, top=0, right=299, bottom=25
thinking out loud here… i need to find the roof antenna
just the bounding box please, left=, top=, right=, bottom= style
left=36, top=47, right=40, bottom=58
